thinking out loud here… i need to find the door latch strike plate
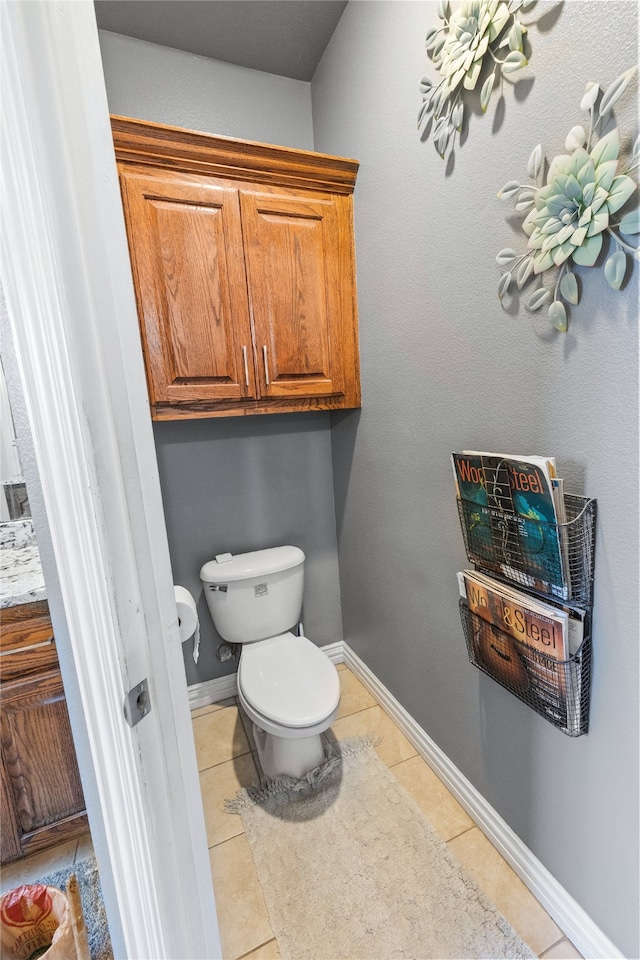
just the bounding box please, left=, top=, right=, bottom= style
left=124, top=678, right=151, bottom=727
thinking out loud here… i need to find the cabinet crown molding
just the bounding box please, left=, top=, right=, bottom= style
left=111, top=115, right=359, bottom=195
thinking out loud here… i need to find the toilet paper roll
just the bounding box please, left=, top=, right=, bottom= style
left=174, top=585, right=200, bottom=664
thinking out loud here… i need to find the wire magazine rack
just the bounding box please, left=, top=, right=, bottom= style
left=456, top=492, right=597, bottom=736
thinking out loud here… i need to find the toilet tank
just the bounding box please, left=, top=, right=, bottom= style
left=200, top=545, right=305, bottom=644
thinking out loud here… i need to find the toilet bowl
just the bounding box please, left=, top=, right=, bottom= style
left=200, top=546, right=341, bottom=779
left=238, top=633, right=340, bottom=778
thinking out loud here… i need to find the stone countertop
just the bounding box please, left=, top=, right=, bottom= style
left=0, top=518, right=47, bottom=608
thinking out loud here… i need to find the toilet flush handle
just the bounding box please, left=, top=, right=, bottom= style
left=208, top=584, right=228, bottom=593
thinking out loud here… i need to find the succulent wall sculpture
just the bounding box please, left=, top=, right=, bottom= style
left=418, top=0, right=532, bottom=159
left=497, top=68, right=638, bottom=331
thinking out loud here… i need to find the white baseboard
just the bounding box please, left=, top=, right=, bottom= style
left=188, top=640, right=345, bottom=710
left=342, top=642, right=623, bottom=960
left=189, top=672, right=238, bottom=709
left=189, top=639, right=621, bottom=958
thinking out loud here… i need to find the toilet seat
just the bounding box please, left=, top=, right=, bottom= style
left=238, top=632, right=340, bottom=728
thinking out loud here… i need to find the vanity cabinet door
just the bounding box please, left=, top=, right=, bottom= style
left=0, top=602, right=89, bottom=863
left=119, top=169, right=257, bottom=407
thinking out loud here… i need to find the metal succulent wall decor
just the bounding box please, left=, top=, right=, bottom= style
left=418, top=0, right=533, bottom=159
left=497, top=68, right=638, bottom=331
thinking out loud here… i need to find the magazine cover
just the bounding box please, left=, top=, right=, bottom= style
left=453, top=452, right=568, bottom=599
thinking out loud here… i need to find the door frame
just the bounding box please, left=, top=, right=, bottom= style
left=1, top=2, right=220, bottom=956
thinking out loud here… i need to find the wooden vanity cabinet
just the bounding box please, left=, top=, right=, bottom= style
left=112, top=115, right=361, bottom=420
left=1, top=601, right=88, bottom=864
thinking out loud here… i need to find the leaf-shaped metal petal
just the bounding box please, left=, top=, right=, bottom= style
left=436, top=124, right=451, bottom=158
left=497, top=180, right=521, bottom=200
left=604, top=250, right=627, bottom=290
left=565, top=125, right=586, bottom=152
left=533, top=250, right=554, bottom=274
left=580, top=82, right=599, bottom=112
left=564, top=175, right=582, bottom=200
left=527, top=144, right=543, bottom=180
left=452, top=100, right=464, bottom=132
left=619, top=209, right=640, bottom=235
left=515, top=198, right=535, bottom=213
left=570, top=225, right=588, bottom=246
left=480, top=72, right=495, bottom=113
left=516, top=257, right=534, bottom=288
left=437, top=0, right=449, bottom=20
left=496, top=248, right=518, bottom=265
left=434, top=117, right=447, bottom=138
left=572, top=232, right=603, bottom=266
left=594, top=161, right=618, bottom=195
left=528, top=287, right=552, bottom=310
left=419, top=76, right=433, bottom=94
left=548, top=300, right=568, bottom=331
left=502, top=51, right=528, bottom=75
left=560, top=270, right=579, bottom=304
left=599, top=66, right=637, bottom=118
left=508, top=21, right=523, bottom=52
left=417, top=98, right=433, bottom=127
left=590, top=128, right=620, bottom=166
left=498, top=272, right=513, bottom=299
left=606, top=175, right=636, bottom=214
left=425, top=27, right=439, bottom=51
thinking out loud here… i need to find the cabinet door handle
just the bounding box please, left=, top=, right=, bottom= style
left=242, top=345, right=250, bottom=387
left=262, top=345, right=270, bottom=386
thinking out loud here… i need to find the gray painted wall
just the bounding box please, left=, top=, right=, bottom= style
left=312, top=2, right=639, bottom=954
left=154, top=416, right=344, bottom=686
left=99, top=30, right=343, bottom=684
left=98, top=29, right=314, bottom=147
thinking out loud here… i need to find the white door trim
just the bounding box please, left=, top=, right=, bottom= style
left=1, top=2, right=219, bottom=956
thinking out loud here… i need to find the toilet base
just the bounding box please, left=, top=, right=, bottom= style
left=252, top=723, right=326, bottom=780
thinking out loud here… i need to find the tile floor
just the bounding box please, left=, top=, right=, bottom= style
left=0, top=667, right=584, bottom=960
left=195, top=664, right=584, bottom=960
left=0, top=832, right=95, bottom=894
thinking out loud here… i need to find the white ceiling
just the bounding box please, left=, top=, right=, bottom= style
left=93, top=1, right=348, bottom=81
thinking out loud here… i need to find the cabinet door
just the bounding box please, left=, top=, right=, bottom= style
left=240, top=191, right=346, bottom=400
left=1, top=671, right=88, bottom=859
left=119, top=170, right=256, bottom=405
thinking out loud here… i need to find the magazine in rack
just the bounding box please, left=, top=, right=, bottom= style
left=452, top=451, right=569, bottom=600
left=457, top=569, right=586, bottom=727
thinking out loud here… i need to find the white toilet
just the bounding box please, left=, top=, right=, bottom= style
left=200, top=545, right=340, bottom=780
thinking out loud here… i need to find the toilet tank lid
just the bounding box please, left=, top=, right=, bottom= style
left=200, top=545, right=305, bottom=584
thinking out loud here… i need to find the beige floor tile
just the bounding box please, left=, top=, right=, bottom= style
left=201, top=753, right=259, bottom=848
left=192, top=697, right=237, bottom=720
left=239, top=938, right=282, bottom=959
left=448, top=827, right=562, bottom=955
left=328, top=704, right=417, bottom=767
left=540, top=938, right=584, bottom=959
left=336, top=668, right=377, bottom=719
left=193, top=703, right=250, bottom=771
left=210, top=834, right=274, bottom=960
left=0, top=839, right=79, bottom=893
left=391, top=755, right=474, bottom=841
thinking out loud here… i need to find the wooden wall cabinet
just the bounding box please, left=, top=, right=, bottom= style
left=112, top=116, right=361, bottom=420
left=1, top=601, right=88, bottom=864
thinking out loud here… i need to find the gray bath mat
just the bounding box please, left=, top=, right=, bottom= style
left=36, top=856, right=112, bottom=960
left=227, top=735, right=536, bottom=960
